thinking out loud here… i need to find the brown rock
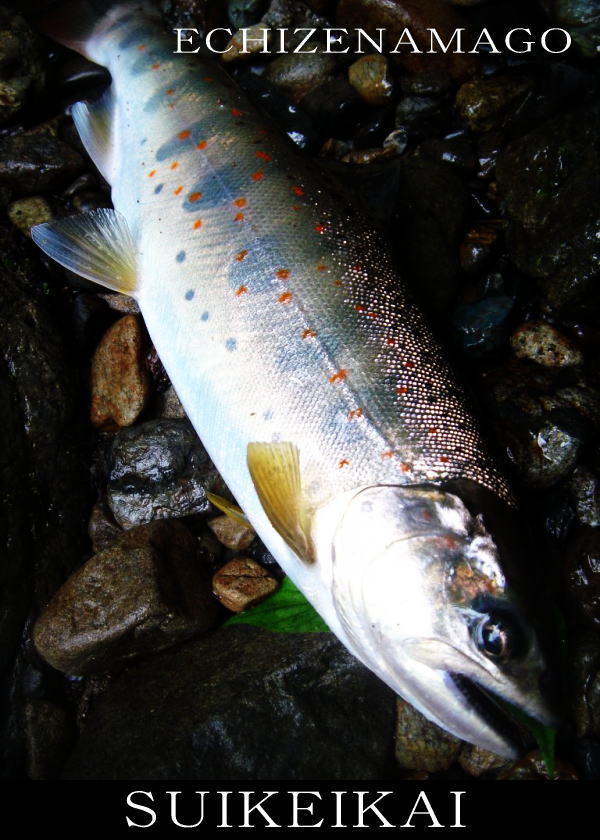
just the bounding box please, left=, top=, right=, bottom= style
left=97, top=292, right=141, bottom=315
left=208, top=514, right=256, bottom=550
left=8, top=196, right=53, bottom=235
left=33, top=520, right=219, bottom=674
left=264, top=52, right=337, bottom=102
left=458, top=743, right=511, bottom=777
left=497, top=751, right=579, bottom=780
left=336, top=0, right=478, bottom=81
left=455, top=76, right=531, bottom=132
left=395, top=700, right=462, bottom=771
left=348, top=55, right=394, bottom=106
left=510, top=321, right=583, bottom=368
left=154, top=384, right=187, bottom=419
left=213, top=556, right=279, bottom=612
left=90, top=314, right=150, bottom=430
left=88, top=499, right=122, bottom=553
left=222, top=24, right=272, bottom=62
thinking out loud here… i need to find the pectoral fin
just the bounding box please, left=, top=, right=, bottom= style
left=71, top=89, right=115, bottom=182
left=247, top=442, right=314, bottom=564
left=31, top=209, right=138, bottom=296
left=206, top=492, right=251, bottom=529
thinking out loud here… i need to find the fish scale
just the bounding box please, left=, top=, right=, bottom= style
left=32, top=1, right=554, bottom=758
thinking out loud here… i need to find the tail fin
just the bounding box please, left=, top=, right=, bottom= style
left=36, top=0, right=156, bottom=56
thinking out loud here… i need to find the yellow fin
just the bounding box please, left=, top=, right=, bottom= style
left=247, top=442, right=314, bottom=564
left=206, top=492, right=251, bottom=529
left=31, top=208, right=138, bottom=296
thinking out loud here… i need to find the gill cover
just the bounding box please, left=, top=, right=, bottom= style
left=330, top=484, right=553, bottom=757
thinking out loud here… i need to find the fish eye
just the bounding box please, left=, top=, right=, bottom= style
left=473, top=612, right=526, bottom=661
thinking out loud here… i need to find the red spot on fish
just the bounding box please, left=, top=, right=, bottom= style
left=234, top=212, right=245, bottom=222
left=166, top=88, right=174, bottom=96
left=148, top=170, right=156, bottom=177
left=404, top=361, right=415, bottom=369
left=278, top=292, right=293, bottom=303
left=178, top=130, right=191, bottom=140
left=429, top=428, right=439, bottom=434
left=367, top=312, right=378, bottom=319
left=235, top=285, right=247, bottom=296
left=354, top=305, right=365, bottom=313
left=231, top=108, right=243, bottom=117
left=315, top=224, right=326, bottom=234
left=174, top=186, right=183, bottom=195
left=189, top=192, right=202, bottom=202
left=386, top=338, right=397, bottom=346
left=203, top=76, right=214, bottom=82
left=444, top=536, right=458, bottom=550
left=439, top=455, right=450, bottom=463
left=400, top=462, right=412, bottom=472
left=236, top=250, right=249, bottom=262
left=352, top=264, right=363, bottom=272
left=302, top=329, right=317, bottom=339
left=382, top=451, right=395, bottom=459
left=292, top=205, right=301, bottom=211
left=329, top=369, right=347, bottom=384
left=348, top=408, right=363, bottom=420
left=151, top=63, right=161, bottom=70
left=276, top=269, right=289, bottom=279
left=234, top=198, right=247, bottom=208
left=396, top=386, right=408, bottom=395
left=196, top=140, right=208, bottom=150
left=256, top=151, right=272, bottom=162
left=193, top=219, right=203, bottom=229
left=317, top=264, right=327, bottom=272
left=168, top=103, right=176, bottom=109
left=170, top=161, right=179, bottom=170
left=338, top=459, right=349, bottom=468
left=251, top=171, right=264, bottom=181
left=334, top=280, right=343, bottom=287
left=137, top=44, right=146, bottom=51
left=292, top=186, right=304, bottom=196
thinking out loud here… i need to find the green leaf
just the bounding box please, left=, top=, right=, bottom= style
left=224, top=576, right=330, bottom=633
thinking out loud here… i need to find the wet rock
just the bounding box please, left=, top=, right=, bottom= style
left=543, top=0, right=600, bottom=58
left=510, top=321, right=583, bottom=368
left=395, top=93, right=450, bottom=141
left=106, top=419, right=222, bottom=528
left=228, top=0, right=268, bottom=28
left=33, top=520, right=219, bottom=675
left=262, top=0, right=328, bottom=30
left=90, top=315, right=150, bottom=431
left=498, top=751, right=578, bottom=780
left=459, top=224, right=500, bottom=275
left=458, top=744, right=511, bottom=777
left=569, top=466, right=600, bottom=528
left=24, top=700, right=75, bottom=780
left=481, top=361, right=598, bottom=488
left=570, top=635, right=600, bottom=738
left=302, top=77, right=364, bottom=138
left=348, top=55, right=394, bottom=106
left=336, top=0, right=478, bottom=80
left=565, top=525, right=600, bottom=631
left=451, top=296, right=513, bottom=355
left=213, top=556, right=279, bottom=611
left=0, top=8, right=45, bottom=126
left=496, top=105, right=600, bottom=317
left=353, top=106, right=395, bottom=149
left=417, top=134, right=477, bottom=175
left=153, top=384, right=187, bottom=419
left=341, top=146, right=398, bottom=165
left=7, top=196, right=53, bottom=236
left=223, top=23, right=272, bottom=61
left=208, top=514, right=256, bottom=550
left=264, top=52, right=337, bottom=102
left=63, top=626, right=396, bottom=779
left=455, top=77, right=532, bottom=133
left=0, top=124, right=84, bottom=195
left=382, top=127, right=409, bottom=155
left=392, top=159, right=469, bottom=315
left=97, top=292, right=140, bottom=315
left=88, top=500, right=122, bottom=553
left=395, top=701, right=462, bottom=772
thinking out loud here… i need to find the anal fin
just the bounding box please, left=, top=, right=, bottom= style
left=247, top=442, right=314, bottom=564
left=31, top=209, right=138, bottom=296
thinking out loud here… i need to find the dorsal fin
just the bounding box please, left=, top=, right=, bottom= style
left=247, top=442, right=314, bottom=564
left=31, top=209, right=138, bottom=296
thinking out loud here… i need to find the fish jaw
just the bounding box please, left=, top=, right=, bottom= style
left=322, top=484, right=555, bottom=757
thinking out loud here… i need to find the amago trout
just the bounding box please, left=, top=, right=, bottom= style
left=32, top=1, right=555, bottom=757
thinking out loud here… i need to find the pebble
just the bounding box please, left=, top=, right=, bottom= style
left=565, top=525, right=600, bottom=631
left=0, top=7, right=44, bottom=126
left=353, top=106, right=395, bottom=149
left=88, top=500, right=122, bottom=553
left=455, top=76, right=531, bottom=132
left=97, top=292, right=141, bottom=315
left=569, top=466, right=600, bottom=528
left=7, top=196, right=53, bottom=236
left=302, top=77, right=364, bottom=138
left=459, top=223, right=500, bottom=275
left=33, top=520, right=219, bottom=675
left=497, top=751, right=579, bottom=780
left=106, top=419, right=222, bottom=528
left=395, top=700, right=462, bottom=772
left=570, top=635, right=600, bottom=739
left=228, top=0, right=268, bottom=29
left=347, top=55, right=394, bottom=106
left=223, top=23, right=272, bottom=62
left=546, top=0, right=600, bottom=58
left=395, top=93, right=449, bottom=141
left=0, top=124, right=84, bottom=195
left=458, top=744, right=511, bottom=777
left=510, top=321, right=583, bottom=368
left=451, top=296, right=513, bottom=354
left=417, top=135, right=477, bottom=175
left=153, top=384, right=187, bottom=420
left=90, top=315, right=150, bottom=431
left=208, top=514, right=256, bottom=551
left=212, top=556, right=279, bottom=612
left=264, top=53, right=337, bottom=102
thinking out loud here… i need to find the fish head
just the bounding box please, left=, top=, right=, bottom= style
left=329, top=482, right=556, bottom=758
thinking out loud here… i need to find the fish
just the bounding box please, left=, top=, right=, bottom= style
left=32, top=0, right=555, bottom=758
